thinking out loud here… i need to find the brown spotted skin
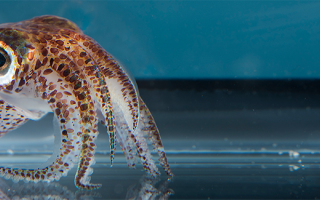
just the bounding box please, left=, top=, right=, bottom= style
left=0, top=100, right=28, bottom=136
left=0, top=16, right=173, bottom=190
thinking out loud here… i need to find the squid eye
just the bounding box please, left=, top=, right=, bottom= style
left=0, top=49, right=11, bottom=75
left=0, top=52, right=6, bottom=67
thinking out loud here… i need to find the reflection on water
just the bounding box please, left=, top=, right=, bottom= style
left=125, top=176, right=174, bottom=200
left=0, top=175, right=173, bottom=200
left=0, top=177, right=99, bottom=200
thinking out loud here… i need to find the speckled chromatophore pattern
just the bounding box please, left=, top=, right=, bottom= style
left=0, top=16, right=173, bottom=190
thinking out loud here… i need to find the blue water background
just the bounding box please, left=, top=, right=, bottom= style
left=0, top=1, right=319, bottom=79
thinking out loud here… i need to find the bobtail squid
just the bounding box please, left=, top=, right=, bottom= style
left=0, top=15, right=173, bottom=190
